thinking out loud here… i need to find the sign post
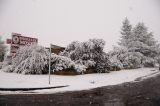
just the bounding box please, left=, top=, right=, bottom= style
left=49, top=44, right=51, bottom=84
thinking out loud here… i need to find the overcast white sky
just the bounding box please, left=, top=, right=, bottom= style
left=0, top=0, right=160, bottom=51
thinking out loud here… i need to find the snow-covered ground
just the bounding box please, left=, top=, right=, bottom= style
left=0, top=68, right=159, bottom=94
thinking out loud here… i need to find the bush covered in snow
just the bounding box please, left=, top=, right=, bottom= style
left=2, top=56, right=12, bottom=69
left=3, top=44, right=87, bottom=75
left=124, top=52, right=143, bottom=69
left=60, top=38, right=109, bottom=73
left=0, top=36, right=7, bottom=62
left=108, top=47, right=143, bottom=70
left=155, top=47, right=160, bottom=70
left=0, top=62, right=2, bottom=69
left=142, top=56, right=156, bottom=67
left=12, top=45, right=49, bottom=74
left=50, top=54, right=86, bottom=74
left=1, top=65, right=13, bottom=72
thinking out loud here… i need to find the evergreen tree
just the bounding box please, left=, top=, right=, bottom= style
left=155, top=44, right=160, bottom=70
left=118, top=19, right=158, bottom=68
left=130, top=23, right=157, bottom=55
left=0, top=36, right=7, bottom=62
left=119, top=18, right=132, bottom=48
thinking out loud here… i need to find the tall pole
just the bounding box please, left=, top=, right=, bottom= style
left=11, top=35, right=13, bottom=64
left=49, top=44, right=51, bottom=84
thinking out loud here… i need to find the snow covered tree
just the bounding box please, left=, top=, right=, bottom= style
left=7, top=44, right=87, bottom=75
left=108, top=54, right=123, bottom=71
left=1, top=65, right=13, bottom=73
left=2, top=55, right=12, bottom=69
left=118, top=19, right=159, bottom=68
left=118, top=18, right=132, bottom=48
left=129, top=23, right=149, bottom=52
left=61, top=41, right=80, bottom=59
left=155, top=45, right=160, bottom=70
left=60, top=38, right=109, bottom=73
left=124, top=52, right=143, bottom=69
left=108, top=47, right=126, bottom=70
left=108, top=47, right=143, bottom=70
left=0, top=36, right=7, bottom=62
left=0, top=62, right=2, bottom=69
left=50, top=54, right=86, bottom=73
left=95, top=52, right=110, bottom=73
left=131, top=22, right=158, bottom=67
left=12, top=45, right=49, bottom=74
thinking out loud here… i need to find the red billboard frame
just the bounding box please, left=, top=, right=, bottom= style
left=12, top=33, right=38, bottom=45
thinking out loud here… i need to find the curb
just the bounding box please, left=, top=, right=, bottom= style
left=0, top=85, right=69, bottom=91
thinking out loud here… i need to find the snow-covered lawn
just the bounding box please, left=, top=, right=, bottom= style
left=0, top=68, right=159, bottom=94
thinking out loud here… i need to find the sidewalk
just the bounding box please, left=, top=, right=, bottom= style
left=0, top=85, right=69, bottom=91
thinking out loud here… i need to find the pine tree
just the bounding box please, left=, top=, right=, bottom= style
left=155, top=44, right=160, bottom=70
left=0, top=36, right=7, bottom=62
left=119, top=18, right=132, bottom=48
left=118, top=19, right=159, bottom=68
left=131, top=23, right=158, bottom=61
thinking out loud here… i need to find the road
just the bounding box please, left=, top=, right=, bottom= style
left=1, top=73, right=160, bottom=106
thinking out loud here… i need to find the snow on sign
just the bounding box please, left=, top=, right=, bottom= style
left=12, top=33, right=38, bottom=45
left=7, top=33, right=38, bottom=57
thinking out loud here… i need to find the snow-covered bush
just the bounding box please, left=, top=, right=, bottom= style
left=1, top=65, right=13, bottom=72
left=108, top=53, right=123, bottom=71
left=94, top=53, right=110, bottom=73
left=8, top=44, right=87, bottom=75
left=124, top=52, right=143, bottom=69
left=142, top=56, right=156, bottom=67
left=108, top=47, right=143, bottom=70
left=155, top=47, right=160, bottom=70
left=0, top=36, right=7, bottom=62
left=60, top=38, right=108, bottom=73
left=75, top=59, right=95, bottom=69
left=74, top=63, right=87, bottom=73
left=2, top=56, right=12, bottom=69
left=12, top=45, right=49, bottom=74
left=156, top=57, right=160, bottom=70
left=51, top=54, right=86, bottom=73
left=108, top=47, right=127, bottom=70
left=0, top=62, right=2, bottom=69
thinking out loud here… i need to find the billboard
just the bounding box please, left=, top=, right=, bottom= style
left=6, top=39, right=12, bottom=44
left=10, top=46, right=19, bottom=53
left=6, top=33, right=38, bottom=57
left=12, top=33, right=38, bottom=46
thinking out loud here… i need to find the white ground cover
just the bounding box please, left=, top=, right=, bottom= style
left=0, top=68, right=159, bottom=94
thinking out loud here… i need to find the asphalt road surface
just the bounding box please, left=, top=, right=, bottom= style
left=1, top=73, right=160, bottom=106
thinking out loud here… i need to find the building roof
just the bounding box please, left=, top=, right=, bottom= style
left=50, top=44, right=65, bottom=49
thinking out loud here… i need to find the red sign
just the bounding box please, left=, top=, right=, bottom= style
left=6, top=39, right=12, bottom=44
left=6, top=33, right=38, bottom=57
left=10, top=46, right=19, bottom=53
left=12, top=33, right=38, bottom=45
